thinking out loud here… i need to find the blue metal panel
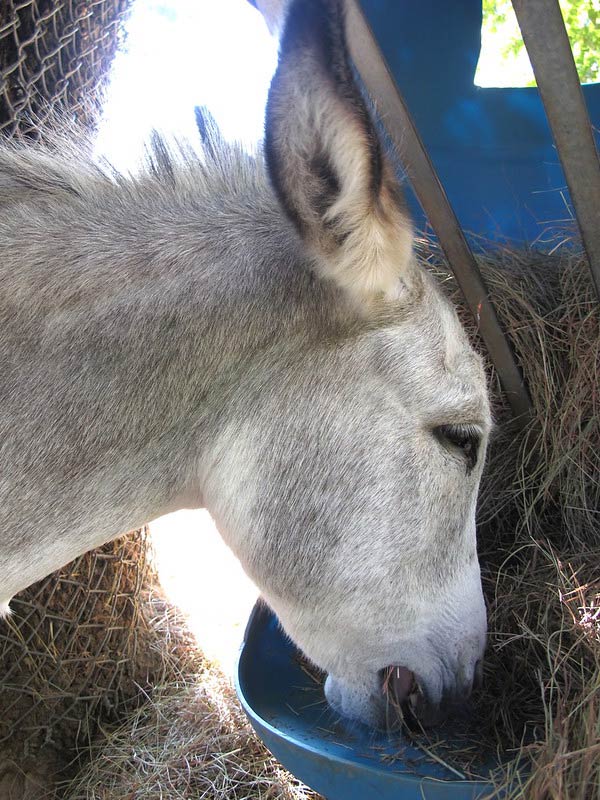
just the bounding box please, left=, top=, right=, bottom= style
left=360, top=0, right=600, bottom=243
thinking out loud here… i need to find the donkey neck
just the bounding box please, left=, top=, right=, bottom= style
left=0, top=154, right=353, bottom=592
left=0, top=139, right=368, bottom=604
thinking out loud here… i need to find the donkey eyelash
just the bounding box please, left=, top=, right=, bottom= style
left=436, top=423, right=482, bottom=440
left=433, top=424, right=482, bottom=472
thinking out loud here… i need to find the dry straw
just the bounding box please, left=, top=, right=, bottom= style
left=0, top=531, right=176, bottom=798
left=61, top=600, right=321, bottom=800
left=419, top=237, right=599, bottom=799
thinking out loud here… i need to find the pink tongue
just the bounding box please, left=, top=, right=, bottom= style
left=384, top=666, right=416, bottom=703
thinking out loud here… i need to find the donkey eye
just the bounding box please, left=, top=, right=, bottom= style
left=434, top=424, right=481, bottom=471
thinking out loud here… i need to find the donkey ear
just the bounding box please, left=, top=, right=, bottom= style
left=253, top=0, right=287, bottom=36
left=265, top=0, right=414, bottom=303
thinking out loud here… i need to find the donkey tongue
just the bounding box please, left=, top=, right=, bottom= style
left=384, top=665, right=416, bottom=703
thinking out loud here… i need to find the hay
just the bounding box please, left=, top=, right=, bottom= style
left=0, top=549, right=322, bottom=800
left=61, top=608, right=322, bottom=800
left=62, top=679, right=322, bottom=800
left=407, top=239, right=600, bottom=799
left=0, top=531, right=182, bottom=799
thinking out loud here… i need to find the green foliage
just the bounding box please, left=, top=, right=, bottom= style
left=483, top=0, right=600, bottom=85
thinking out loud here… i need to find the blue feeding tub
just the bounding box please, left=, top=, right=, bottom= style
left=236, top=602, right=513, bottom=800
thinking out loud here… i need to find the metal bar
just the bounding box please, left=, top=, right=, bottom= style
left=512, top=0, right=600, bottom=303
left=346, top=0, right=533, bottom=423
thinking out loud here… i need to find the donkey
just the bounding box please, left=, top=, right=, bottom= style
left=0, top=0, right=491, bottom=728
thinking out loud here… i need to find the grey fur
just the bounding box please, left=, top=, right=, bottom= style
left=0, top=0, right=491, bottom=727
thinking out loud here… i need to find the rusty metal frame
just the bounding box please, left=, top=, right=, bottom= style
left=512, top=0, right=600, bottom=304
left=346, top=0, right=533, bottom=423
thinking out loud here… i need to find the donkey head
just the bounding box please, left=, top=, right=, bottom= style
left=204, top=0, right=491, bottom=728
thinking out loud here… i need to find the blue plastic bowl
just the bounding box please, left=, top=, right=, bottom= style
left=236, top=602, right=510, bottom=799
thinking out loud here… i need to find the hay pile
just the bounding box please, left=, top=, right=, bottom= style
left=0, top=540, right=321, bottom=800
left=62, top=666, right=321, bottom=800
left=0, top=530, right=179, bottom=799
left=0, top=539, right=320, bottom=800
left=61, top=601, right=321, bottom=800
left=420, top=239, right=599, bottom=799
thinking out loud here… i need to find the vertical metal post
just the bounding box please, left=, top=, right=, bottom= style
left=512, top=0, right=600, bottom=303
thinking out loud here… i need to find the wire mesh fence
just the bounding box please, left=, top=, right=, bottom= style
left=0, top=534, right=173, bottom=798
left=0, top=532, right=170, bottom=796
left=0, top=533, right=155, bottom=747
left=0, top=0, right=130, bottom=140
left=0, top=2, right=166, bottom=797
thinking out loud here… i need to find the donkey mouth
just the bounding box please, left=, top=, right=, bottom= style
left=381, top=665, right=433, bottom=729
left=382, top=665, right=416, bottom=703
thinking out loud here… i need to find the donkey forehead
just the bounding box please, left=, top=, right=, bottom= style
left=366, top=290, right=490, bottom=425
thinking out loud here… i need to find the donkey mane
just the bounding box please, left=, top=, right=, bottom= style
left=0, top=131, right=362, bottom=328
